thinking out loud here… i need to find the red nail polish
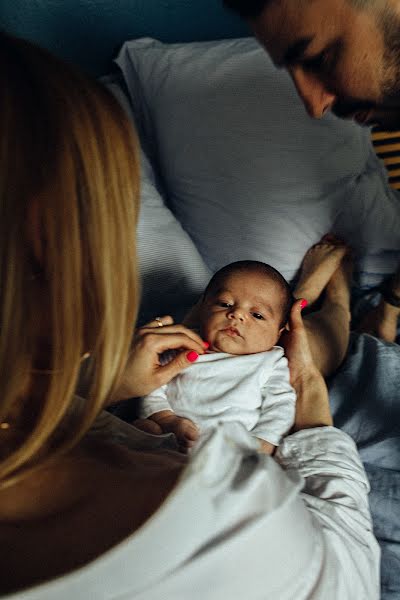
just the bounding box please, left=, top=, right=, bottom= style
left=203, top=341, right=210, bottom=349
left=300, top=299, right=308, bottom=310
left=187, top=351, right=199, bottom=363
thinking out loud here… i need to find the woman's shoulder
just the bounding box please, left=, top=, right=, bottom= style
left=1, top=423, right=306, bottom=599
left=0, top=410, right=186, bottom=595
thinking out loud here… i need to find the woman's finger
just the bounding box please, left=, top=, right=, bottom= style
left=141, top=315, right=174, bottom=329
left=151, top=348, right=202, bottom=387
left=138, top=324, right=208, bottom=350
left=287, top=298, right=308, bottom=331
left=138, top=331, right=207, bottom=357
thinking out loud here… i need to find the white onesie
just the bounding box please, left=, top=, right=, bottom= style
left=141, top=347, right=296, bottom=446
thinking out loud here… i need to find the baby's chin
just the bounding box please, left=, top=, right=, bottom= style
left=209, top=337, right=276, bottom=355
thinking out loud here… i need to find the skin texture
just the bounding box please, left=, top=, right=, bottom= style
left=280, top=301, right=332, bottom=430
left=199, top=271, right=286, bottom=355
left=251, top=0, right=400, bottom=129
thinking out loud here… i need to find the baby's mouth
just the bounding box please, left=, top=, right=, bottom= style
left=221, top=326, right=241, bottom=337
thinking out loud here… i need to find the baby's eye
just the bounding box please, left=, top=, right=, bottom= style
left=252, top=312, right=265, bottom=320
left=218, top=301, right=233, bottom=308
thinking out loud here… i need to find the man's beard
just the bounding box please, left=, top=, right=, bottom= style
left=332, top=8, right=400, bottom=130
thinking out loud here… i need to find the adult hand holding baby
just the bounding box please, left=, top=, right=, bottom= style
left=280, top=300, right=333, bottom=432
left=110, top=315, right=208, bottom=403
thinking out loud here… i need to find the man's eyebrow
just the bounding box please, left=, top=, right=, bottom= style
left=281, top=36, right=314, bottom=66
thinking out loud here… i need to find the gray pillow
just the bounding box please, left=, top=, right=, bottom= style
left=103, top=74, right=211, bottom=325
left=115, top=37, right=400, bottom=289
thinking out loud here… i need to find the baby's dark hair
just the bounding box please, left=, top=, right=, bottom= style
left=204, top=260, right=294, bottom=327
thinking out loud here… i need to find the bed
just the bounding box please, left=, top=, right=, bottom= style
left=2, top=2, right=400, bottom=597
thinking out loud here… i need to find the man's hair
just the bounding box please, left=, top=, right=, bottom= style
left=223, top=0, right=375, bottom=19
left=223, top=0, right=272, bottom=19
left=204, top=260, right=294, bottom=327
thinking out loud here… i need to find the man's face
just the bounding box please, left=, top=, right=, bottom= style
left=200, top=271, right=285, bottom=355
left=251, top=0, right=400, bottom=130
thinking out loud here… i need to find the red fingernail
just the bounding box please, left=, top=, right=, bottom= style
left=187, top=351, right=199, bottom=363
left=300, top=299, right=308, bottom=310
left=203, top=341, right=210, bottom=349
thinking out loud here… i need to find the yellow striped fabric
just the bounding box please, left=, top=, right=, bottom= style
left=371, top=128, right=400, bottom=190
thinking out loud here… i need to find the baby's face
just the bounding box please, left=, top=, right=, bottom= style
left=200, top=271, right=286, bottom=355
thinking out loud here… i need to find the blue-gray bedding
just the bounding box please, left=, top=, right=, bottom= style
left=329, top=333, right=400, bottom=598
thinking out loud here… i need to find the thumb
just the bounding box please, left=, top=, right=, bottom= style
left=158, top=349, right=199, bottom=384
left=288, top=298, right=308, bottom=330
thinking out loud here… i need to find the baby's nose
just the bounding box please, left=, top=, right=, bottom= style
left=228, top=308, right=245, bottom=321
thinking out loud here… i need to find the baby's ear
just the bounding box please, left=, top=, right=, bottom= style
left=278, top=325, right=287, bottom=337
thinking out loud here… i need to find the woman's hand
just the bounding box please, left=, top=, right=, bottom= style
left=279, top=300, right=318, bottom=387
left=280, top=300, right=333, bottom=431
left=111, top=316, right=208, bottom=401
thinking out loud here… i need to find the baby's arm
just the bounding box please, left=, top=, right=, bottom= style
left=141, top=387, right=199, bottom=449
left=252, top=352, right=296, bottom=453
left=256, top=439, right=276, bottom=455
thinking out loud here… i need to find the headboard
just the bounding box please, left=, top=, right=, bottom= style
left=0, top=0, right=249, bottom=76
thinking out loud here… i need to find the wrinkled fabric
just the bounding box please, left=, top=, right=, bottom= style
left=141, top=348, right=295, bottom=445
left=8, top=420, right=379, bottom=600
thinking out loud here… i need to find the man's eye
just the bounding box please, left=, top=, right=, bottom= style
left=303, top=49, right=335, bottom=74
left=218, top=301, right=232, bottom=308
left=252, top=312, right=264, bottom=320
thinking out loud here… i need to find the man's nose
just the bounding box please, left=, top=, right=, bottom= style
left=289, top=66, right=336, bottom=119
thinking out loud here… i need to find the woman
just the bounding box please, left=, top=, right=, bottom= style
left=0, top=33, right=379, bottom=598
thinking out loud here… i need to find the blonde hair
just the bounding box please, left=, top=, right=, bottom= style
left=0, top=33, right=140, bottom=486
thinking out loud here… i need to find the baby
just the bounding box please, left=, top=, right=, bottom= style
left=140, top=260, right=296, bottom=454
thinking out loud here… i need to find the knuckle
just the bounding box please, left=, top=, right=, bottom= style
left=141, top=333, right=155, bottom=349
left=135, top=327, right=148, bottom=339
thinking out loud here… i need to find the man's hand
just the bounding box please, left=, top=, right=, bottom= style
left=357, top=298, right=399, bottom=343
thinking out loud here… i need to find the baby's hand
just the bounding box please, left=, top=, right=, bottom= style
left=150, top=410, right=199, bottom=450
